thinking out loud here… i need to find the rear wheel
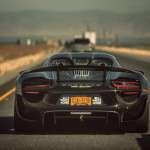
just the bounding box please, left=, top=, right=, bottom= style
left=14, top=107, right=26, bottom=132
left=126, top=104, right=149, bottom=132
left=14, top=107, right=42, bottom=133
left=14, top=99, right=42, bottom=133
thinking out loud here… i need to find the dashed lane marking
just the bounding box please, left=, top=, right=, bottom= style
left=0, top=87, right=16, bottom=102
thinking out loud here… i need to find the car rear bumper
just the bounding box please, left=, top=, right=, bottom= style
left=15, top=92, right=148, bottom=128
left=16, top=99, right=125, bottom=127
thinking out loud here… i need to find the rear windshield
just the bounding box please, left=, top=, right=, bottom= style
left=46, top=57, right=113, bottom=67
left=90, top=58, right=113, bottom=67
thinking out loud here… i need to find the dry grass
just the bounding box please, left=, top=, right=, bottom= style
left=0, top=52, right=47, bottom=75
left=0, top=44, right=56, bottom=63
left=0, top=44, right=59, bottom=76
left=96, top=45, right=150, bottom=58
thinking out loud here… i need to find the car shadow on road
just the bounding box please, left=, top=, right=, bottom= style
left=0, top=116, right=125, bottom=135
left=136, top=134, right=150, bottom=150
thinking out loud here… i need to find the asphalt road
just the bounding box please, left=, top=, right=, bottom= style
left=0, top=52, right=150, bottom=150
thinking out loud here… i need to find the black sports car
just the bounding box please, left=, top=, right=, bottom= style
left=14, top=52, right=149, bottom=132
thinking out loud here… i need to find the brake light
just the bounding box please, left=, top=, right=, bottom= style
left=22, top=78, right=50, bottom=94
left=111, top=79, right=141, bottom=96
left=111, top=80, right=140, bottom=90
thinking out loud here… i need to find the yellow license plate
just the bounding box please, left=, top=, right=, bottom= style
left=70, top=96, right=92, bottom=106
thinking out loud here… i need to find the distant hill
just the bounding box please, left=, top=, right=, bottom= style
left=0, top=10, right=150, bottom=39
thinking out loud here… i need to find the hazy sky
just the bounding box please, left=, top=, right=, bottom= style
left=0, top=0, right=150, bottom=13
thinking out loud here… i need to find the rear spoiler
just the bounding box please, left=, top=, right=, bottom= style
left=19, top=65, right=142, bottom=86
left=21, top=65, right=139, bottom=83
left=27, top=65, right=135, bottom=74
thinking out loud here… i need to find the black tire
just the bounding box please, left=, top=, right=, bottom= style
left=14, top=106, right=27, bottom=132
left=14, top=101, right=42, bottom=133
left=126, top=104, right=149, bottom=132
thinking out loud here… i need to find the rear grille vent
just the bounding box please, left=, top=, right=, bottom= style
left=59, top=70, right=103, bottom=81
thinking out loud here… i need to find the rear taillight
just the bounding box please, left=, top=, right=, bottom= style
left=111, top=79, right=140, bottom=95
left=22, top=78, right=51, bottom=103
left=22, top=78, right=50, bottom=94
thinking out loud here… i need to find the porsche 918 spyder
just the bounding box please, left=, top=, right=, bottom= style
left=14, top=52, right=149, bottom=132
